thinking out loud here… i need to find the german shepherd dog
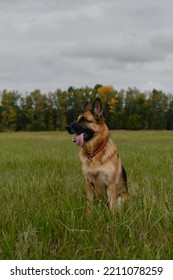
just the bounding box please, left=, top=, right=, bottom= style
left=66, top=98, right=128, bottom=213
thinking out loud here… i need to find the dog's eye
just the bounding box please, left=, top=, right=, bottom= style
left=79, top=117, right=86, bottom=123
left=79, top=117, right=91, bottom=123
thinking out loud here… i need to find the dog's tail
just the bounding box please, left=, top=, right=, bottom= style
left=122, top=165, right=128, bottom=193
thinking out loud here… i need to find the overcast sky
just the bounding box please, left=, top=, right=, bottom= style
left=1, top=0, right=173, bottom=93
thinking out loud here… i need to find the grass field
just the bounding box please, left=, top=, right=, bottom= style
left=0, top=131, right=173, bottom=260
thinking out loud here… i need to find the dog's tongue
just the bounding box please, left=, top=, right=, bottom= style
left=76, top=133, right=84, bottom=146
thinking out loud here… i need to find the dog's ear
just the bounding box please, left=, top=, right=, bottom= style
left=83, top=100, right=92, bottom=112
left=92, top=98, right=103, bottom=117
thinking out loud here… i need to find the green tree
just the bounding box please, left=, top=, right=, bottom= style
left=27, top=89, right=48, bottom=131
left=45, top=92, right=58, bottom=131
left=0, top=92, right=2, bottom=131
left=147, top=89, right=168, bottom=129
left=166, top=94, right=173, bottom=130
left=113, top=89, right=126, bottom=129
left=55, top=89, right=67, bottom=130
left=1, top=90, right=20, bottom=131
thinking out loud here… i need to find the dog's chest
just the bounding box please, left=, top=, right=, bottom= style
left=83, top=163, right=115, bottom=187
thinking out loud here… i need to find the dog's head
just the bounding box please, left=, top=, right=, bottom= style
left=66, top=98, right=104, bottom=146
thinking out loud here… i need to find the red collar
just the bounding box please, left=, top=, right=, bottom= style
left=86, top=140, right=108, bottom=163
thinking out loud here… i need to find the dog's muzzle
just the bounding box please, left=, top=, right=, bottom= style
left=66, top=124, right=75, bottom=134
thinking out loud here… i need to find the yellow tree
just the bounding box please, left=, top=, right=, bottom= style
left=97, top=85, right=117, bottom=112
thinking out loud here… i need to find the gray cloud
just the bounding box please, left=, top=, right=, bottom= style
left=0, top=0, right=173, bottom=92
left=62, top=37, right=166, bottom=65
left=150, top=33, right=173, bottom=53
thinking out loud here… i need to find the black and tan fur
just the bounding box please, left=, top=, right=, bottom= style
left=66, top=98, right=128, bottom=213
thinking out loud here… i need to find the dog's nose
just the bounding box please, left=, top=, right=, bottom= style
left=66, top=124, right=72, bottom=134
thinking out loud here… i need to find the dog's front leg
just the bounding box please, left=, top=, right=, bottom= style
left=107, top=183, right=117, bottom=214
left=85, top=179, right=94, bottom=215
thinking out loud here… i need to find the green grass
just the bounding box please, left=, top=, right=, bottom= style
left=0, top=131, right=173, bottom=260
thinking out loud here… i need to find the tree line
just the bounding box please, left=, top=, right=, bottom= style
left=0, top=85, right=173, bottom=132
